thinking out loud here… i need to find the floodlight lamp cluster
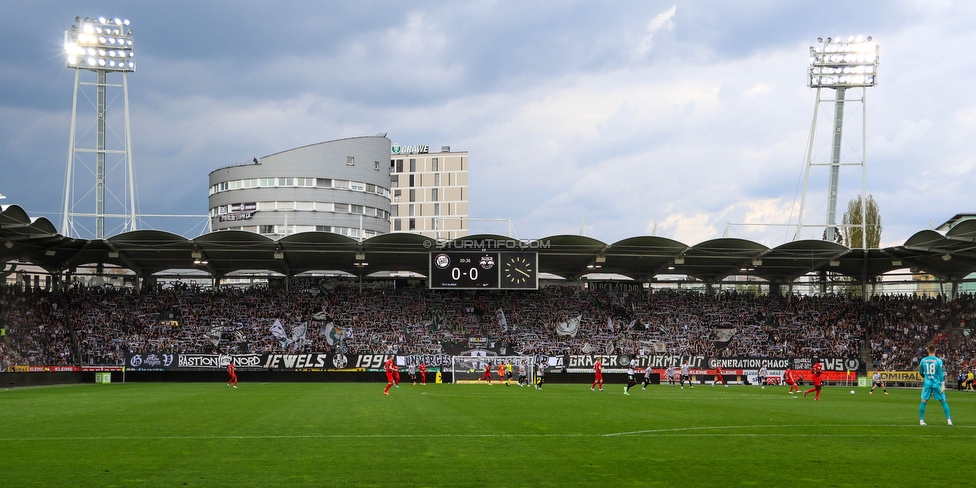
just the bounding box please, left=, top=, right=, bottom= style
left=64, top=16, right=134, bottom=72
left=808, top=36, right=877, bottom=88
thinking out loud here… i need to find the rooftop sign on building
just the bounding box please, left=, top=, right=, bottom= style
left=391, top=143, right=429, bottom=155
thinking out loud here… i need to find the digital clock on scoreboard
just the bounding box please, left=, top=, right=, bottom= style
left=429, top=252, right=538, bottom=290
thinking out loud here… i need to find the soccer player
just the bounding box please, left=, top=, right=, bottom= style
left=226, top=361, right=237, bottom=388
left=383, top=356, right=395, bottom=395
left=498, top=363, right=507, bottom=386
left=591, top=358, right=604, bottom=391
left=518, top=362, right=527, bottom=387
left=665, top=365, right=676, bottom=387
left=680, top=363, right=694, bottom=389
left=418, top=362, right=427, bottom=385
left=757, top=365, right=768, bottom=390
left=624, top=358, right=638, bottom=395
left=919, top=344, right=952, bottom=426
left=505, top=361, right=513, bottom=386
left=803, top=360, right=823, bottom=401
left=783, top=367, right=799, bottom=394
left=712, top=365, right=728, bottom=388
left=641, top=365, right=654, bottom=390
left=393, top=362, right=401, bottom=388
left=535, top=361, right=545, bottom=389
left=409, top=363, right=417, bottom=385
left=869, top=371, right=888, bottom=395
left=480, top=363, right=492, bottom=385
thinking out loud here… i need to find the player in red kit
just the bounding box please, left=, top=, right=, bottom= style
left=803, top=361, right=824, bottom=401
left=479, top=364, right=493, bottom=385
left=383, top=356, right=395, bottom=395
left=226, top=361, right=237, bottom=388
left=783, top=368, right=799, bottom=394
left=591, top=359, right=604, bottom=391
left=393, top=362, right=401, bottom=388
left=419, top=362, right=427, bottom=385
left=712, top=365, right=728, bottom=387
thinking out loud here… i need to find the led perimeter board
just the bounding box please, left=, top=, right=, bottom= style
left=429, top=252, right=538, bottom=290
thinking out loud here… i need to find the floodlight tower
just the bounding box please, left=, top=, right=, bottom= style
left=61, top=16, right=137, bottom=239
left=794, top=36, right=879, bottom=248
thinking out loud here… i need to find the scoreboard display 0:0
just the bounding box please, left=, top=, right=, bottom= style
left=428, top=252, right=500, bottom=289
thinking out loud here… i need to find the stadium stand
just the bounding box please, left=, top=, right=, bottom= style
left=2, top=282, right=975, bottom=380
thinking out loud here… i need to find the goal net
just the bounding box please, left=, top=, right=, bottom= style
left=450, top=356, right=536, bottom=385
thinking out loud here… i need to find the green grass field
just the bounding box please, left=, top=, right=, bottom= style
left=1, top=381, right=973, bottom=487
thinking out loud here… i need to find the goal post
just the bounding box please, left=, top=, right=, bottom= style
left=450, top=355, right=535, bottom=385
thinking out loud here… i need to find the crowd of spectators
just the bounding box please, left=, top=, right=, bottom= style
left=1, top=281, right=975, bottom=377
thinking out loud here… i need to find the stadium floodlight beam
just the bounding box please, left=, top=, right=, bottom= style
left=795, top=36, right=879, bottom=248
left=61, top=16, right=137, bottom=239
left=807, top=35, right=878, bottom=89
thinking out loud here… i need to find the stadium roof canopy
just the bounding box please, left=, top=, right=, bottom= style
left=4, top=204, right=976, bottom=284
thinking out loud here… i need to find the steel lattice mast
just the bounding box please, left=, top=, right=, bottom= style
left=794, top=36, right=879, bottom=248
left=61, top=16, right=137, bottom=239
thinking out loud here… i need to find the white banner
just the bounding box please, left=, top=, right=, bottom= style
left=557, top=315, right=581, bottom=337
left=269, top=319, right=290, bottom=347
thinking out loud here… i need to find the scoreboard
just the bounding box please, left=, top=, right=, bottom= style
left=428, top=252, right=538, bottom=290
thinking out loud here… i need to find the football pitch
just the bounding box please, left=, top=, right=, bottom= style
left=1, top=381, right=973, bottom=487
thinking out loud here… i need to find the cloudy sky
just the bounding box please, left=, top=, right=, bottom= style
left=1, top=1, right=974, bottom=247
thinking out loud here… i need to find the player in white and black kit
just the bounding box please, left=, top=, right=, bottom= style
left=665, top=365, right=676, bottom=387
left=518, top=362, right=528, bottom=387
left=680, top=363, right=694, bottom=389
left=757, top=365, right=768, bottom=390
left=870, top=371, right=888, bottom=395
left=641, top=365, right=655, bottom=390
left=624, top=358, right=638, bottom=395
left=408, top=363, right=418, bottom=385
left=535, top=361, right=546, bottom=389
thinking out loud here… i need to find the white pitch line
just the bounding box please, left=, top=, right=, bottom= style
left=604, top=424, right=973, bottom=436
left=0, top=425, right=970, bottom=442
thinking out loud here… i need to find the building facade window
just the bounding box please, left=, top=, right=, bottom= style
left=347, top=156, right=355, bottom=166
left=409, top=189, right=416, bottom=202
left=409, top=159, right=416, bottom=172
left=409, top=218, right=416, bottom=230
left=432, top=158, right=438, bottom=171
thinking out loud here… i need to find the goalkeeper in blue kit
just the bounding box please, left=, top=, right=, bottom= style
left=918, top=344, right=952, bottom=426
